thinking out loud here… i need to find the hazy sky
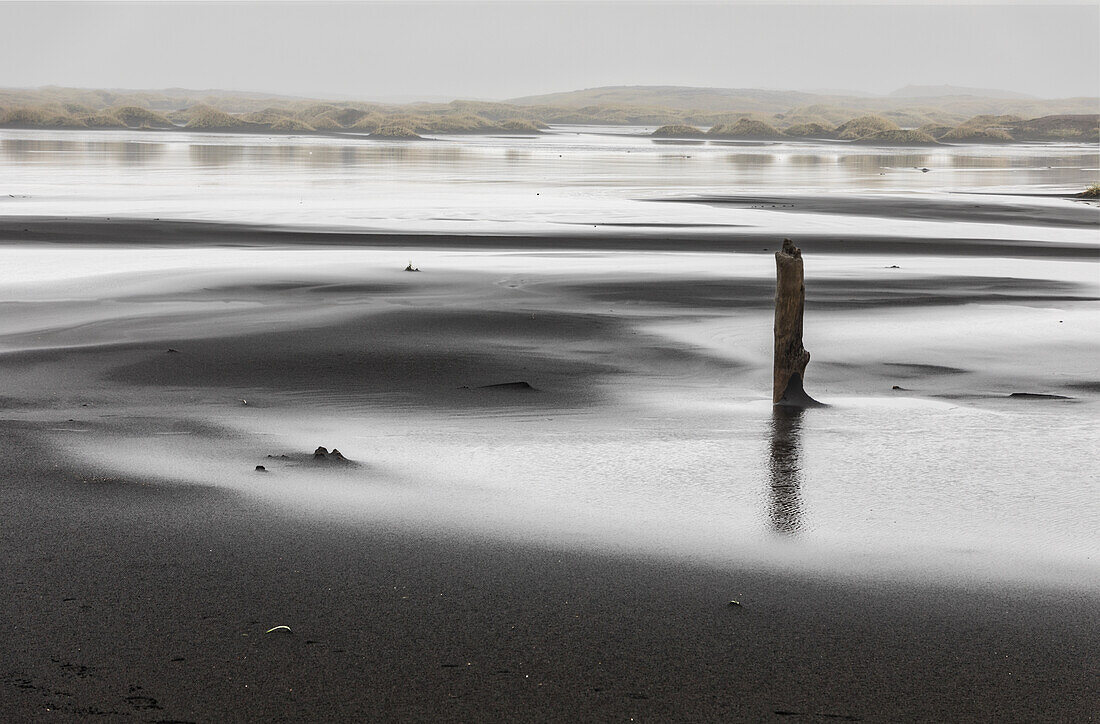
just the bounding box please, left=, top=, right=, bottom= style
left=0, top=1, right=1097, bottom=101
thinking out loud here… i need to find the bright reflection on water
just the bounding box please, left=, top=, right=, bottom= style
left=1, top=127, right=1096, bottom=239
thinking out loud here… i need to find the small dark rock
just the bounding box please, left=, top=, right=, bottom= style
left=255, top=465, right=266, bottom=472
left=891, top=385, right=906, bottom=390
left=311, top=446, right=354, bottom=465
left=404, top=263, right=420, bottom=272
left=166, top=348, right=179, bottom=354
left=920, top=168, right=930, bottom=173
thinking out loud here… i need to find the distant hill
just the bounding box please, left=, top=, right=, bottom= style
left=889, top=85, right=1036, bottom=100
left=0, top=85, right=1095, bottom=144
left=508, top=85, right=1093, bottom=120
left=509, top=86, right=824, bottom=112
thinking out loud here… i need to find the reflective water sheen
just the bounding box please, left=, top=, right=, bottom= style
left=1, top=127, right=1097, bottom=240
left=1, top=128, right=1097, bottom=590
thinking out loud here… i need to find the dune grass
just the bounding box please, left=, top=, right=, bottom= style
left=940, top=126, right=1014, bottom=142
left=782, top=122, right=837, bottom=139
left=0, top=88, right=1093, bottom=145
left=184, top=106, right=255, bottom=130
left=918, top=123, right=955, bottom=140
left=348, top=114, right=384, bottom=132
left=80, top=113, right=127, bottom=128
left=0, top=107, right=83, bottom=128
left=302, top=114, right=343, bottom=130
left=370, top=124, right=421, bottom=139
left=241, top=109, right=295, bottom=124
left=110, top=105, right=175, bottom=128
left=852, top=129, right=939, bottom=146
left=835, top=115, right=900, bottom=140
left=498, top=118, right=542, bottom=134
left=269, top=118, right=316, bottom=133
left=651, top=124, right=705, bottom=137
left=706, top=118, right=783, bottom=139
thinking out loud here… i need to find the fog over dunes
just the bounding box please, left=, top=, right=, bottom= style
left=0, top=85, right=1096, bottom=143
left=1, top=2, right=1096, bottom=99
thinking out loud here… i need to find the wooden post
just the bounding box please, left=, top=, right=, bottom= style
left=773, top=239, right=819, bottom=406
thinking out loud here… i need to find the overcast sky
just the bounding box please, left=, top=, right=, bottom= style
left=0, top=1, right=1097, bottom=101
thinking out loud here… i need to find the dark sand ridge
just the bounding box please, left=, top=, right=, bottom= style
left=2, top=261, right=1093, bottom=412
left=649, top=193, right=1100, bottom=229
left=0, top=309, right=643, bottom=411
left=1, top=420, right=1098, bottom=722
left=1, top=216, right=1098, bottom=258
left=1, top=261, right=1094, bottom=420
left=553, top=275, right=1099, bottom=310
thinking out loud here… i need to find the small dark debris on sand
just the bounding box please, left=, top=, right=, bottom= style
left=891, top=385, right=907, bottom=390
left=404, top=262, right=420, bottom=272
left=1008, top=392, right=1071, bottom=400
left=166, top=348, right=179, bottom=354
left=261, top=449, right=358, bottom=469
left=255, top=465, right=266, bottom=472
left=313, top=446, right=352, bottom=464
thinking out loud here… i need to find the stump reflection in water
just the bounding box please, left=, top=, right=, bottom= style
left=768, top=406, right=805, bottom=535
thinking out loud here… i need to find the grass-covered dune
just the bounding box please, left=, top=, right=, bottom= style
left=706, top=118, right=783, bottom=140
left=835, top=115, right=900, bottom=140
left=0, top=86, right=1095, bottom=144
left=1006, top=114, right=1099, bottom=142
left=184, top=106, right=259, bottom=131
left=940, top=126, right=1014, bottom=143
left=369, top=124, right=422, bottom=140
left=0, top=107, right=87, bottom=129
left=110, top=105, right=174, bottom=128
left=651, top=124, right=705, bottom=137
left=782, top=122, right=838, bottom=139
left=269, top=118, right=316, bottom=133
left=851, top=128, right=940, bottom=146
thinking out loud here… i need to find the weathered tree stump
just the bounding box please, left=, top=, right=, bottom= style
left=773, top=239, right=820, bottom=406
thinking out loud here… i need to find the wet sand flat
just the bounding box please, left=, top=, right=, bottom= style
left=651, top=193, right=1100, bottom=229
left=1, top=424, right=1097, bottom=722
left=1, top=215, right=1098, bottom=258
left=0, top=221, right=1098, bottom=720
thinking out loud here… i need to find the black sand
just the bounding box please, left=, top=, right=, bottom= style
left=1, top=422, right=1097, bottom=722
left=650, top=193, right=1100, bottom=229
left=1, top=219, right=1097, bottom=721
left=1, top=215, right=1097, bottom=258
